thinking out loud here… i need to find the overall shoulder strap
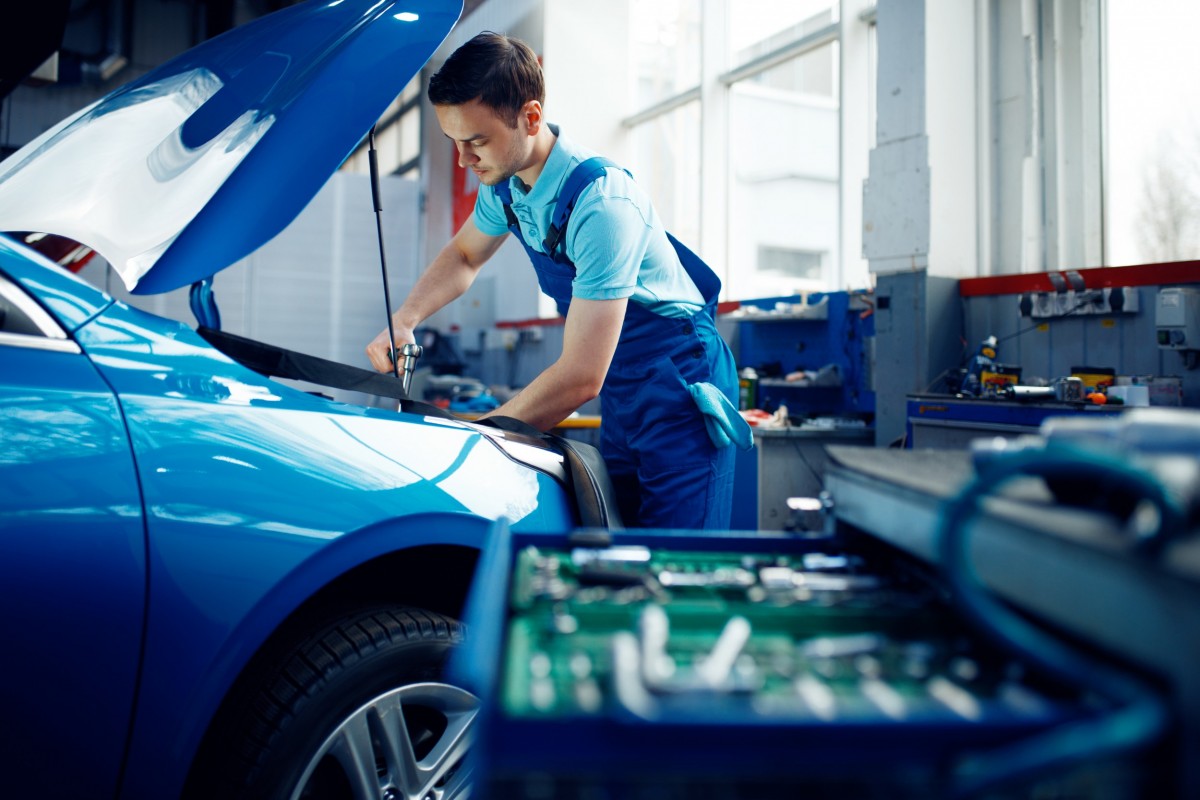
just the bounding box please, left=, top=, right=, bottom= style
left=491, top=180, right=522, bottom=237
left=543, top=156, right=623, bottom=258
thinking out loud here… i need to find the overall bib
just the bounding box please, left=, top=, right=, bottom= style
left=495, top=158, right=739, bottom=529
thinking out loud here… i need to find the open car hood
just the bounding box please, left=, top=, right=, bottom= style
left=0, top=0, right=460, bottom=295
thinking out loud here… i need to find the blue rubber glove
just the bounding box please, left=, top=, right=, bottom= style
left=688, top=382, right=754, bottom=450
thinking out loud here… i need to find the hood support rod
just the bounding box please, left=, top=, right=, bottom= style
left=367, top=125, right=401, bottom=382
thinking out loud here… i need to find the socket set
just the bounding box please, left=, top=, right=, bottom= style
left=455, top=528, right=1099, bottom=797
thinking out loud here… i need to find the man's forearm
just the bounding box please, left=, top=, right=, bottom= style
left=482, top=297, right=626, bottom=431
left=367, top=224, right=503, bottom=373
left=484, top=360, right=601, bottom=431
left=394, top=241, right=481, bottom=330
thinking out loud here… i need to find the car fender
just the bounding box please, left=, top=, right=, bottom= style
left=122, top=510, right=499, bottom=800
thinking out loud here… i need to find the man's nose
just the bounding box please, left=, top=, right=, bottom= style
left=456, top=144, right=478, bottom=166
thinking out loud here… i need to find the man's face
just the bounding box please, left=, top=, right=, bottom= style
left=435, top=98, right=534, bottom=186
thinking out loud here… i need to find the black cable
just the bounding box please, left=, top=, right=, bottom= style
left=932, top=293, right=1103, bottom=396
left=921, top=365, right=960, bottom=394
left=996, top=292, right=1101, bottom=345
left=1, top=93, right=11, bottom=157
left=790, top=439, right=824, bottom=491
left=936, top=445, right=1182, bottom=797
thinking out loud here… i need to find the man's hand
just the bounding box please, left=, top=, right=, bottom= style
left=366, top=323, right=415, bottom=374
left=363, top=217, right=506, bottom=374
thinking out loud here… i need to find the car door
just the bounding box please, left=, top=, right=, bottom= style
left=0, top=269, right=146, bottom=799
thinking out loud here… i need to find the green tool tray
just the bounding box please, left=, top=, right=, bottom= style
left=452, top=524, right=1098, bottom=797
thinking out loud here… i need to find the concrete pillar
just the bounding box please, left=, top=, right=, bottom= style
left=862, top=0, right=979, bottom=279
left=863, top=0, right=980, bottom=446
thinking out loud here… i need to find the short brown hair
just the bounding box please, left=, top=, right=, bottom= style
left=428, top=32, right=545, bottom=128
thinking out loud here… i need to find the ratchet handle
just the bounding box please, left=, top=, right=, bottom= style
left=398, top=343, right=422, bottom=396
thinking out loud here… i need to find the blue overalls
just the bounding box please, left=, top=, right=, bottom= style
left=495, top=158, right=740, bottom=529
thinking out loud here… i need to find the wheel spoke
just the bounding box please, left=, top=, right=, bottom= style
left=291, top=681, right=479, bottom=800
left=435, top=745, right=476, bottom=800
left=419, top=704, right=478, bottom=792
left=326, top=712, right=383, bottom=800
left=375, top=691, right=424, bottom=795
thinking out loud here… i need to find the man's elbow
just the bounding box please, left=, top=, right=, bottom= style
left=571, top=377, right=603, bottom=406
left=565, top=371, right=604, bottom=407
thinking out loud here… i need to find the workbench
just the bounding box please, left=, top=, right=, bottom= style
left=548, top=415, right=601, bottom=430
left=906, top=392, right=1125, bottom=448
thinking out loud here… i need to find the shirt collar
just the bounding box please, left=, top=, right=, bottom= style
left=509, top=123, right=570, bottom=205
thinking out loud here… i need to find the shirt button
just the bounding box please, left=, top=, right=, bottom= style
left=692, top=348, right=703, bottom=358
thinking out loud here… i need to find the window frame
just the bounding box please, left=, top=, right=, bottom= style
left=620, top=1, right=874, bottom=297
left=0, top=272, right=81, bottom=353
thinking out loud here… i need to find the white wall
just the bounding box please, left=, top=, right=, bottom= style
left=419, top=0, right=548, bottom=331
left=925, top=0, right=979, bottom=278
left=543, top=1, right=632, bottom=165
left=984, top=0, right=1103, bottom=275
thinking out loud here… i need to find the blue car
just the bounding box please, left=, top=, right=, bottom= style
left=0, top=2, right=613, bottom=798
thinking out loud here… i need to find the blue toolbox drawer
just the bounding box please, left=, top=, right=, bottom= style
left=452, top=523, right=1143, bottom=798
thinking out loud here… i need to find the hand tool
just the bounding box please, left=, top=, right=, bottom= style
left=398, top=342, right=422, bottom=397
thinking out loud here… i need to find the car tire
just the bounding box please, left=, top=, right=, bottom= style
left=215, top=605, right=477, bottom=800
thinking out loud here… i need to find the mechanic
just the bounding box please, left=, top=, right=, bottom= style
left=366, top=31, right=748, bottom=529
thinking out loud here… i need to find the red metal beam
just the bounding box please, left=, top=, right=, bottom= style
left=495, top=317, right=564, bottom=329
left=958, top=261, right=1200, bottom=297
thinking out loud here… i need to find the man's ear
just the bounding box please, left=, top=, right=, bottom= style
left=521, top=100, right=543, bottom=136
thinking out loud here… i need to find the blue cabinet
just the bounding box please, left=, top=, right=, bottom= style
left=729, top=292, right=874, bottom=421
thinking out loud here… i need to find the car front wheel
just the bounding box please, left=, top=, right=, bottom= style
left=212, top=606, right=478, bottom=800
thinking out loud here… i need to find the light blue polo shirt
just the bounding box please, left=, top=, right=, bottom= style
left=473, top=126, right=704, bottom=318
